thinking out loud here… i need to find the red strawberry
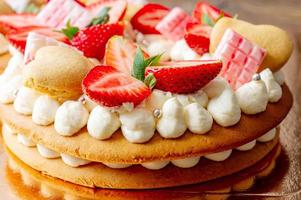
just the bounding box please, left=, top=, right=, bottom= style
left=71, top=23, right=124, bottom=60
left=83, top=65, right=151, bottom=107
left=88, top=0, right=127, bottom=23
left=131, top=3, right=170, bottom=34
left=192, top=2, right=231, bottom=25
left=155, top=7, right=192, bottom=41
left=184, top=22, right=212, bottom=55
left=7, top=27, right=68, bottom=53
left=145, top=60, right=222, bottom=94
left=0, top=14, right=43, bottom=35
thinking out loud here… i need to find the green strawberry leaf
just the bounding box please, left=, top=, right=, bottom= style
left=132, top=47, right=162, bottom=81
left=132, top=47, right=146, bottom=81
left=88, top=7, right=111, bottom=27
left=61, top=20, right=79, bottom=40
left=144, top=73, right=157, bottom=89
left=202, top=13, right=215, bottom=27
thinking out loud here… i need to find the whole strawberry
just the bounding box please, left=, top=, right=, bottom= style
left=70, top=23, right=124, bottom=60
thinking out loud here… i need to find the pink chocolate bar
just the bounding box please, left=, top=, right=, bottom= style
left=37, top=0, right=93, bottom=29
left=214, top=29, right=267, bottom=89
left=156, top=7, right=192, bottom=41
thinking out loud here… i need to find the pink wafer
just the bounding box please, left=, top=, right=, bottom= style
left=156, top=7, right=192, bottom=41
left=214, top=29, right=267, bottom=89
left=37, top=0, right=93, bottom=29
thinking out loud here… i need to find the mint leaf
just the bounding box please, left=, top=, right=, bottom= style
left=145, top=54, right=163, bottom=67
left=144, top=73, right=157, bottom=89
left=202, top=13, right=215, bottom=27
left=132, top=47, right=146, bottom=81
left=61, top=20, right=79, bottom=40
left=88, top=7, right=111, bottom=27
left=24, top=3, right=40, bottom=14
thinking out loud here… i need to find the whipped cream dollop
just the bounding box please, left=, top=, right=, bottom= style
left=257, top=128, right=276, bottom=142
left=60, top=153, right=91, bottom=167
left=102, top=163, right=132, bottom=169
left=37, top=144, right=60, bottom=159
left=141, top=160, right=170, bottom=170
left=17, top=134, right=36, bottom=147
left=236, top=140, right=256, bottom=151
left=157, top=97, right=187, bottom=138
left=0, top=34, right=8, bottom=54
left=54, top=101, right=89, bottom=136
left=0, top=54, right=23, bottom=86
left=145, top=89, right=172, bottom=112
left=147, top=39, right=173, bottom=61
left=0, top=75, right=23, bottom=104
left=171, top=156, right=201, bottom=168
left=203, top=77, right=231, bottom=99
left=184, top=103, right=213, bottom=134
left=207, top=89, right=241, bottom=127
left=235, top=76, right=269, bottom=115
left=80, top=95, right=98, bottom=112
left=120, top=108, right=155, bottom=143
left=260, top=69, right=282, bottom=103
left=88, top=106, right=120, bottom=140
left=32, top=95, right=60, bottom=126
left=170, top=39, right=201, bottom=61
left=204, top=150, right=232, bottom=161
left=14, top=86, right=40, bottom=115
left=175, top=90, right=208, bottom=107
left=273, top=70, right=285, bottom=85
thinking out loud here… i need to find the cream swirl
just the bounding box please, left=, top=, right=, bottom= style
left=14, top=86, right=40, bottom=115
left=54, top=101, right=89, bottom=136
left=0, top=75, right=23, bottom=104
left=170, top=39, right=201, bottom=61
left=37, top=144, right=60, bottom=159
left=205, top=150, right=232, bottom=162
left=260, top=69, right=282, bottom=103
left=17, top=134, right=36, bottom=147
left=60, top=154, right=91, bottom=167
left=171, top=156, right=201, bottom=168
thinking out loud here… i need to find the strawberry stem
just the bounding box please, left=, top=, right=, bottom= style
left=61, top=20, right=79, bottom=40
left=88, top=7, right=111, bottom=27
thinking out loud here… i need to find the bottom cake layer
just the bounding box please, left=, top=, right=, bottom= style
left=3, top=125, right=280, bottom=190
left=5, top=143, right=281, bottom=200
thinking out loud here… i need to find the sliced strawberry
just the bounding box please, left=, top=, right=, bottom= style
left=88, top=0, right=128, bottom=23
left=83, top=65, right=151, bottom=107
left=131, top=3, right=170, bottom=34
left=71, top=23, right=124, bottom=60
left=104, top=36, right=137, bottom=75
left=155, top=7, right=192, bottom=41
left=184, top=22, right=212, bottom=55
left=7, top=27, right=68, bottom=53
left=145, top=60, right=222, bottom=94
left=0, top=14, right=42, bottom=35
left=192, top=2, right=231, bottom=25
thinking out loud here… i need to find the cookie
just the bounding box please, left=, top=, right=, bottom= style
left=3, top=128, right=279, bottom=189
left=24, top=46, right=94, bottom=102
left=210, top=17, right=293, bottom=72
left=0, top=84, right=292, bottom=163
left=0, top=0, right=14, bottom=15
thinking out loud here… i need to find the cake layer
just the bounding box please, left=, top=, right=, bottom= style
left=3, top=128, right=279, bottom=189
left=5, top=140, right=280, bottom=199
left=0, top=84, right=293, bottom=164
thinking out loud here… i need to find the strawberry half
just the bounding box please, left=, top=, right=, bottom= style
left=145, top=60, right=222, bottom=94
left=83, top=65, right=151, bottom=107
left=192, top=2, right=231, bottom=25
left=7, top=27, right=68, bottom=53
left=71, top=23, right=124, bottom=60
left=88, top=0, right=128, bottom=24
left=184, top=22, right=212, bottom=55
left=104, top=36, right=138, bottom=75
left=130, top=3, right=170, bottom=34
left=0, top=14, right=43, bottom=35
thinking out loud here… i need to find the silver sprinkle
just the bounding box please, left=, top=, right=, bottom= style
left=79, top=96, right=86, bottom=105
left=153, top=109, right=162, bottom=119
left=252, top=73, right=261, bottom=81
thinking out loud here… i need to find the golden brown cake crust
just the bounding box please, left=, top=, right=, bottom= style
left=0, top=84, right=292, bottom=164
left=3, top=128, right=279, bottom=189
left=5, top=143, right=280, bottom=199
left=23, top=46, right=94, bottom=102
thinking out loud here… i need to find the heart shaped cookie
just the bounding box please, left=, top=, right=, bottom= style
left=210, top=17, right=293, bottom=72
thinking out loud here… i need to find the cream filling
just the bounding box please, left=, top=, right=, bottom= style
left=8, top=125, right=277, bottom=170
